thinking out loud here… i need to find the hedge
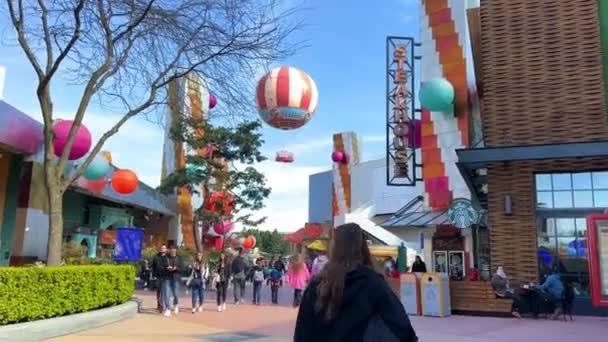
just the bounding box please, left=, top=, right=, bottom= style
left=0, top=265, right=135, bottom=325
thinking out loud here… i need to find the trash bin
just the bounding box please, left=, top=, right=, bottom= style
left=400, top=273, right=421, bottom=315
left=420, top=272, right=451, bottom=317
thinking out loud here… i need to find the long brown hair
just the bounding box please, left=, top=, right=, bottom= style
left=315, top=223, right=372, bottom=320
left=291, top=254, right=305, bottom=272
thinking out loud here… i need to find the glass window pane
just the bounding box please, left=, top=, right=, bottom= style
left=594, top=190, right=608, bottom=207
left=572, top=173, right=592, bottom=190
left=536, top=174, right=552, bottom=191
left=552, top=174, right=572, bottom=190
left=536, top=191, right=553, bottom=208
left=592, top=171, right=608, bottom=189
left=538, top=236, right=557, bottom=254
left=556, top=218, right=576, bottom=236
left=576, top=218, right=588, bottom=237
left=554, top=191, right=573, bottom=208
left=539, top=218, right=556, bottom=237
left=573, top=191, right=593, bottom=208
left=559, top=258, right=589, bottom=274
left=558, top=237, right=575, bottom=256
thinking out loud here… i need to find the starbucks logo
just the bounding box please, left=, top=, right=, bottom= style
left=447, top=198, right=479, bottom=228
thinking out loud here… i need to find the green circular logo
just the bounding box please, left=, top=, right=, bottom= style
left=447, top=198, right=479, bottom=228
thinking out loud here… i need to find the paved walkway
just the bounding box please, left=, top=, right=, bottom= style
left=51, top=286, right=608, bottom=342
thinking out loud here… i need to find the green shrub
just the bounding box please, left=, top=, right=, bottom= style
left=0, top=265, right=135, bottom=325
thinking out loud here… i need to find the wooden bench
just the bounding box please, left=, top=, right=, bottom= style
left=450, top=281, right=513, bottom=315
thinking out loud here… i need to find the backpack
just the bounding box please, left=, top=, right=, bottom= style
left=254, top=269, right=265, bottom=282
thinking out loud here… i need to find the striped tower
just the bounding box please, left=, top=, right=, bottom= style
left=420, top=0, right=475, bottom=211
left=163, top=73, right=210, bottom=247
left=331, top=132, right=360, bottom=226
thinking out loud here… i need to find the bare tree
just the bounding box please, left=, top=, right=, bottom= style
left=3, top=0, right=302, bottom=265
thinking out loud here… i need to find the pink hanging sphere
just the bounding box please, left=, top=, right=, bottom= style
left=209, top=94, right=217, bottom=109
left=331, top=151, right=349, bottom=164
left=213, top=221, right=233, bottom=235
left=53, top=120, right=92, bottom=160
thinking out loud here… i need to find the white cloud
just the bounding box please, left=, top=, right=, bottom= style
left=266, top=134, right=385, bottom=155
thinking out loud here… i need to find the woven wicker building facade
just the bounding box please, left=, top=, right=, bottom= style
left=456, top=0, right=608, bottom=315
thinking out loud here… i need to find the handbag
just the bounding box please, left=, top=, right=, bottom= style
left=363, top=315, right=399, bottom=342
left=186, top=268, right=194, bottom=287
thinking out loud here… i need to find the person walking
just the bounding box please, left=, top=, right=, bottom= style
left=286, top=255, right=310, bottom=308
left=251, top=258, right=265, bottom=305
left=151, top=245, right=169, bottom=313
left=231, top=247, right=248, bottom=304
left=216, top=253, right=231, bottom=312
left=267, top=260, right=284, bottom=304
left=187, top=252, right=209, bottom=313
left=167, top=246, right=181, bottom=314
left=294, top=223, right=418, bottom=342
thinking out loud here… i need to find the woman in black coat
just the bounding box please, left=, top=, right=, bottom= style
left=294, top=223, right=418, bottom=342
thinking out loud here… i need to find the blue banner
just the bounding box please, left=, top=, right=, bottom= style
left=114, top=228, right=144, bottom=262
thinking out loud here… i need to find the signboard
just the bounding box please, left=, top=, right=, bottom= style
left=586, top=215, right=608, bottom=307
left=386, top=36, right=421, bottom=186
left=447, top=198, right=479, bottom=228
left=113, top=228, right=144, bottom=262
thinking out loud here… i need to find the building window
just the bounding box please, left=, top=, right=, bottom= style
left=535, top=172, right=608, bottom=209
left=537, top=217, right=589, bottom=296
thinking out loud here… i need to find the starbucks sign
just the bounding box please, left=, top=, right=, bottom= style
left=447, top=198, right=479, bottom=228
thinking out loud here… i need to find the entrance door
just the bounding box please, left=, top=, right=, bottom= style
left=537, top=215, right=608, bottom=316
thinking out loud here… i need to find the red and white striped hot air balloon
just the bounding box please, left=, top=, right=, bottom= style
left=256, top=66, right=319, bottom=130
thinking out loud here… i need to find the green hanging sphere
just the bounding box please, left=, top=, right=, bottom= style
left=83, top=154, right=110, bottom=180
left=419, top=78, right=454, bottom=112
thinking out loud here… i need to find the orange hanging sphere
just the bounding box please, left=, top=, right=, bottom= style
left=111, top=169, right=138, bottom=194
left=242, top=235, right=256, bottom=249
left=205, top=191, right=234, bottom=215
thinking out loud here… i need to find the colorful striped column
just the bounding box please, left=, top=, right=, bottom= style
left=331, top=132, right=360, bottom=226
left=420, top=0, right=473, bottom=211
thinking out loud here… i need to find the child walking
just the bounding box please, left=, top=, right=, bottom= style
left=286, top=255, right=310, bottom=307
left=267, top=260, right=283, bottom=304
left=252, top=258, right=265, bottom=305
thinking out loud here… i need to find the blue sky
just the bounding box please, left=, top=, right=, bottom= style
left=0, top=0, right=419, bottom=232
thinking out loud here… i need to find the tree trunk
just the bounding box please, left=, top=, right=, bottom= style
left=46, top=186, right=64, bottom=266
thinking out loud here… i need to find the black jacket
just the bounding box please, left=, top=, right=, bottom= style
left=231, top=255, right=248, bottom=275
left=151, top=253, right=170, bottom=279
left=411, top=261, right=427, bottom=273
left=294, top=266, right=417, bottom=342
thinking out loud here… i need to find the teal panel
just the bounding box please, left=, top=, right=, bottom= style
left=62, top=191, right=89, bottom=231
left=0, top=154, right=23, bottom=266
left=600, top=0, right=608, bottom=108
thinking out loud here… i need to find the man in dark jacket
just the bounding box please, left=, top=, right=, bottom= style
left=231, top=248, right=248, bottom=304
left=295, top=266, right=418, bottom=342
left=150, top=245, right=168, bottom=312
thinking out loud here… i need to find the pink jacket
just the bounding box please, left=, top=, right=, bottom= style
left=286, top=266, right=310, bottom=290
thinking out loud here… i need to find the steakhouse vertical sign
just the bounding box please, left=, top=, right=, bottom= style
left=386, top=36, right=417, bottom=186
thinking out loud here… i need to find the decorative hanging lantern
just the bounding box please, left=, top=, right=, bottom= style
left=229, top=235, right=240, bottom=248
left=78, top=177, right=106, bottom=193
left=242, top=235, right=256, bottom=249
left=275, top=150, right=294, bottom=163
left=203, top=144, right=216, bottom=158
left=214, top=236, right=224, bottom=251
left=419, top=78, right=455, bottom=112
left=101, top=151, right=112, bottom=163
left=83, top=154, right=111, bottom=181
left=209, top=93, right=217, bottom=109
left=205, top=191, right=234, bottom=215
left=213, top=220, right=233, bottom=235
left=331, top=150, right=349, bottom=164
left=256, top=66, right=319, bottom=130
left=52, top=120, right=92, bottom=160
left=111, top=169, right=139, bottom=194
left=236, top=236, right=246, bottom=248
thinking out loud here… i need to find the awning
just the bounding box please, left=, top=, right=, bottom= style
left=284, top=224, right=325, bottom=244
left=381, top=210, right=449, bottom=227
